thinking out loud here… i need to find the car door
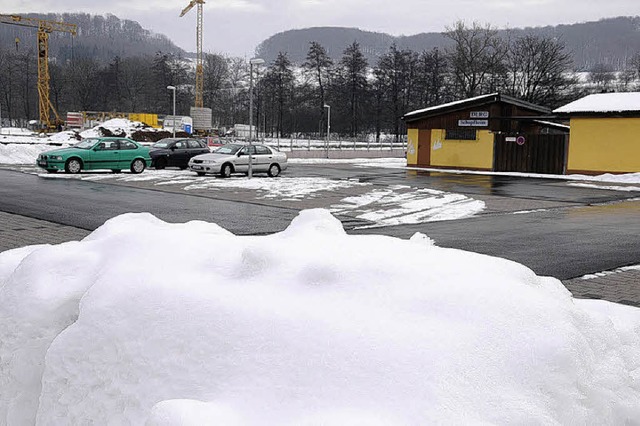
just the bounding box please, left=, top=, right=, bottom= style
left=235, top=145, right=256, bottom=173
left=170, top=140, right=190, bottom=167
left=91, top=140, right=120, bottom=170
left=254, top=145, right=273, bottom=172
left=118, top=139, right=139, bottom=168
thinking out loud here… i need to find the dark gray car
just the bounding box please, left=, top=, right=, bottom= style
left=150, top=138, right=210, bottom=169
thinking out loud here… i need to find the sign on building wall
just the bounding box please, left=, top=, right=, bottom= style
left=458, top=119, right=489, bottom=127
left=470, top=111, right=489, bottom=118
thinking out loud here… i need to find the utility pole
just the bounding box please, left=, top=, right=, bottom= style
left=248, top=58, right=264, bottom=178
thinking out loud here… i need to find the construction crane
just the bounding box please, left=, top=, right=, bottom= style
left=0, top=14, right=77, bottom=132
left=180, top=0, right=205, bottom=108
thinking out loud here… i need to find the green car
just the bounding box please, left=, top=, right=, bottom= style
left=36, top=137, right=151, bottom=174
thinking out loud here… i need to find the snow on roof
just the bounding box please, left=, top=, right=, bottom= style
left=404, top=93, right=500, bottom=118
left=554, top=92, right=640, bottom=114
left=532, top=120, right=570, bottom=130
left=404, top=93, right=550, bottom=120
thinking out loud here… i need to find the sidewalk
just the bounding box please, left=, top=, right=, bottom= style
left=1, top=210, right=638, bottom=307
left=0, top=211, right=90, bottom=252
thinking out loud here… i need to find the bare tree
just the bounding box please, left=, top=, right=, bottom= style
left=444, top=21, right=508, bottom=98
left=588, top=63, right=616, bottom=92
left=505, top=34, right=576, bottom=107
left=373, top=44, right=418, bottom=142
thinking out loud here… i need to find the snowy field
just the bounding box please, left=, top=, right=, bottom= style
left=1, top=210, right=639, bottom=424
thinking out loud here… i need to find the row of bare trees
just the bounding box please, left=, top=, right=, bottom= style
left=2, top=21, right=640, bottom=140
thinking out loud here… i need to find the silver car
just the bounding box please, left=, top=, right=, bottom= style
left=188, top=143, right=288, bottom=178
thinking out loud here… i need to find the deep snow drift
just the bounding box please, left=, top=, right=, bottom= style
left=1, top=210, right=639, bottom=424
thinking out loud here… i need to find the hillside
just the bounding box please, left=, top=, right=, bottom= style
left=0, top=13, right=184, bottom=62
left=255, top=16, right=640, bottom=70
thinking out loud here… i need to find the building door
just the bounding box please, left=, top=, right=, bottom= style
left=417, top=129, right=431, bottom=166
left=494, top=134, right=567, bottom=174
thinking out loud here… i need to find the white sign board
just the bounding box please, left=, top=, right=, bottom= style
left=458, top=120, right=489, bottom=127
left=470, top=111, right=489, bottom=118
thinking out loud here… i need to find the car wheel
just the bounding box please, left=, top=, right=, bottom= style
left=65, top=158, right=82, bottom=174
left=111, top=169, right=121, bottom=174
left=220, top=163, right=233, bottom=178
left=268, top=163, right=281, bottom=177
left=196, top=172, right=205, bottom=176
left=130, top=159, right=146, bottom=174
left=155, top=157, right=167, bottom=169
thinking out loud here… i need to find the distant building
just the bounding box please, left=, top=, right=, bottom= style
left=404, top=93, right=569, bottom=174
left=554, top=93, right=640, bottom=174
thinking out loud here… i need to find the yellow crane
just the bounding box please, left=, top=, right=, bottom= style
left=0, top=14, right=77, bottom=131
left=180, top=0, right=205, bottom=108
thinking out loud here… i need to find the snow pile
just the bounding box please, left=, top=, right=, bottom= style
left=80, top=118, right=164, bottom=140
left=1, top=210, right=639, bottom=424
left=0, top=127, right=34, bottom=136
left=0, top=144, right=63, bottom=164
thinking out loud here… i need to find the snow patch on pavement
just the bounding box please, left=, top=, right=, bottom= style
left=330, top=185, right=485, bottom=227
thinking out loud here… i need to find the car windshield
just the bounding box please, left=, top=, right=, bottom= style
left=214, top=144, right=242, bottom=155
left=74, top=139, right=99, bottom=149
left=153, top=140, right=172, bottom=148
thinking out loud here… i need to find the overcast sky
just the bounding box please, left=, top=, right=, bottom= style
left=5, top=0, right=639, bottom=57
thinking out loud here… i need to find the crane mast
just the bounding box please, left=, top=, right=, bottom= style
left=0, top=14, right=77, bottom=131
left=180, top=0, right=205, bottom=108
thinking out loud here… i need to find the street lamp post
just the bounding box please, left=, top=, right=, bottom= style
left=324, top=104, right=331, bottom=158
left=248, top=58, right=264, bottom=178
left=167, top=85, right=176, bottom=138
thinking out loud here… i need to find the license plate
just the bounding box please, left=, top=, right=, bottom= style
left=192, top=165, right=203, bottom=170
left=38, top=160, right=47, bottom=166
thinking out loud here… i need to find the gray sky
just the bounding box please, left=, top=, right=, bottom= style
left=5, top=0, right=639, bottom=56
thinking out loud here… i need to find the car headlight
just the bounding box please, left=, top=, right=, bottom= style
left=49, top=155, right=63, bottom=160
left=203, top=160, right=216, bottom=164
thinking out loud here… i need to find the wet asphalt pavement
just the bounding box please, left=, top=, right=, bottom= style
left=1, top=164, right=639, bottom=280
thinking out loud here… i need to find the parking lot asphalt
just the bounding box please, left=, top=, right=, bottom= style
left=0, top=164, right=639, bottom=307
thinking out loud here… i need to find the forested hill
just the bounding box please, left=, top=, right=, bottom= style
left=255, top=16, right=640, bottom=70
left=0, top=13, right=184, bottom=62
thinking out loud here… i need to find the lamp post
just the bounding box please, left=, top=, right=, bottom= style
left=324, top=104, right=331, bottom=158
left=167, top=85, right=176, bottom=138
left=248, top=58, right=264, bottom=178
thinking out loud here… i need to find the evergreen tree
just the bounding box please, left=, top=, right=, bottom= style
left=303, top=41, right=333, bottom=135
left=336, top=41, right=368, bottom=137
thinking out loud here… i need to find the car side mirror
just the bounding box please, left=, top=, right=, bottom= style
left=170, top=146, right=176, bottom=151
left=237, top=152, right=244, bottom=156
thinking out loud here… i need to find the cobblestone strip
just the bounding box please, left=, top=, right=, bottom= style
left=0, top=211, right=90, bottom=253
left=563, top=268, right=640, bottom=307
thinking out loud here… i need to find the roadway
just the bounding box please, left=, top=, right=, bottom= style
left=1, top=165, right=639, bottom=280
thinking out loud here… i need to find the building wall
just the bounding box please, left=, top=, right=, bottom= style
left=429, top=129, right=494, bottom=170
left=407, top=128, right=419, bottom=166
left=568, top=117, right=640, bottom=173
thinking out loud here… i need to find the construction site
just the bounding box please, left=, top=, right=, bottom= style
left=0, top=2, right=214, bottom=140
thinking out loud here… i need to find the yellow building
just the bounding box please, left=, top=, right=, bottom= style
left=405, top=94, right=569, bottom=174
left=554, top=93, right=640, bottom=174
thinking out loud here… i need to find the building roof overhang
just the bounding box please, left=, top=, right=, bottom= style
left=403, top=93, right=552, bottom=123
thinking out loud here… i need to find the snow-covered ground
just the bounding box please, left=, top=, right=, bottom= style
left=1, top=210, right=639, bottom=424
